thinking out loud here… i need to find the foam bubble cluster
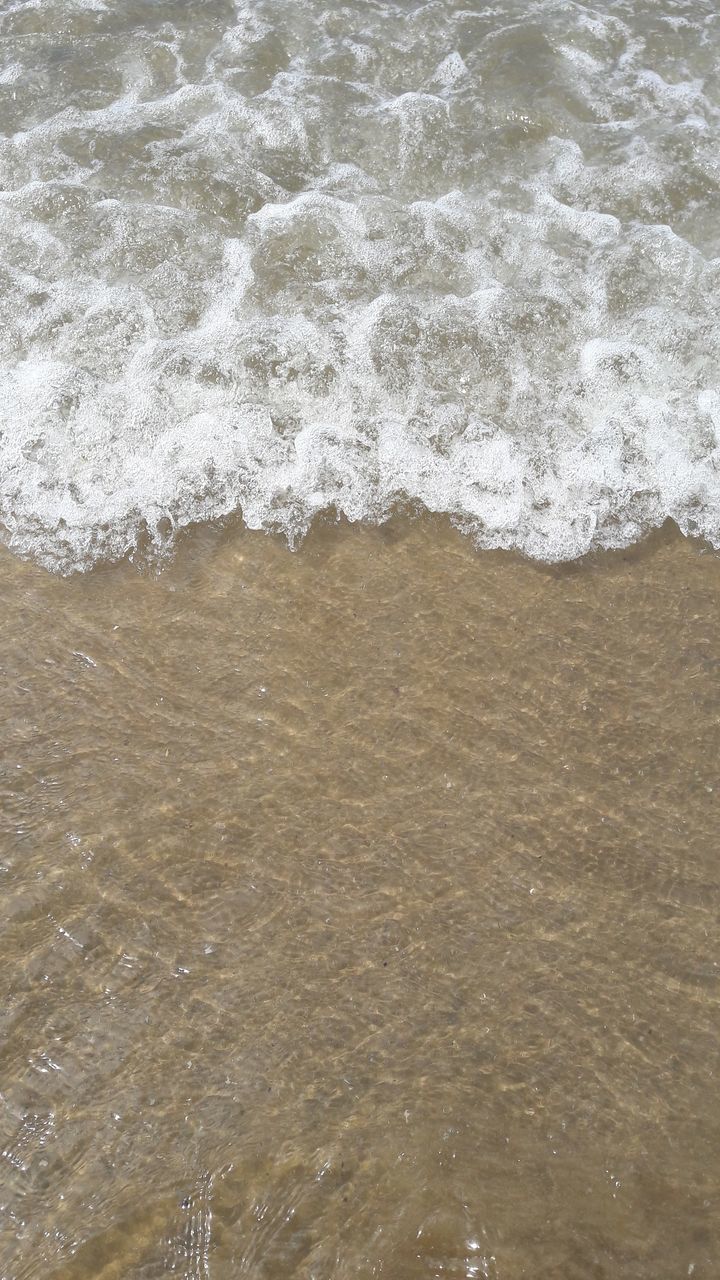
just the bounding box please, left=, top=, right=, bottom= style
left=2, top=0, right=720, bottom=569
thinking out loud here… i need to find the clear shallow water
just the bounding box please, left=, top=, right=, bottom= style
left=1, top=519, right=720, bottom=1278
left=2, top=0, right=720, bottom=569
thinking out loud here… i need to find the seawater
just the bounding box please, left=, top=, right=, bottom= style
left=1, top=0, right=720, bottom=570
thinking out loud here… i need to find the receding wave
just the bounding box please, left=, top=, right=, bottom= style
left=1, top=0, right=719, bottom=570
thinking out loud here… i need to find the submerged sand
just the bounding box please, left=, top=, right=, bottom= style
left=1, top=518, right=719, bottom=1278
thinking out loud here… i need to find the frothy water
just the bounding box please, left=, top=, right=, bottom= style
left=2, top=0, right=720, bottom=570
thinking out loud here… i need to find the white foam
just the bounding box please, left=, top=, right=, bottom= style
left=1, top=0, right=720, bottom=570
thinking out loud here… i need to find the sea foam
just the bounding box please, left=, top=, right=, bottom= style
left=1, top=0, right=719, bottom=569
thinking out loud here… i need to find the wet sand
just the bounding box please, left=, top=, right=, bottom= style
left=1, top=518, right=719, bottom=1278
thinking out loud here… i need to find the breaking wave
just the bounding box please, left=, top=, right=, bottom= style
left=2, top=0, right=720, bottom=569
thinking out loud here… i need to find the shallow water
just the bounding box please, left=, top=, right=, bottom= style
left=3, top=0, right=720, bottom=1271
left=2, top=518, right=719, bottom=1278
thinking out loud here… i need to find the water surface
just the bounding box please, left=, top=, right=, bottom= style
left=2, top=0, right=720, bottom=567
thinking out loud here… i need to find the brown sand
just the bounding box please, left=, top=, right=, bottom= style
left=1, top=518, right=719, bottom=1278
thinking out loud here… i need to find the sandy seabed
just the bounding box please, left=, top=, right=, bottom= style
left=1, top=517, right=719, bottom=1279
